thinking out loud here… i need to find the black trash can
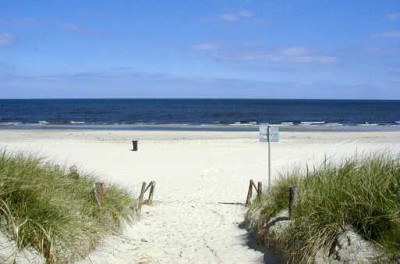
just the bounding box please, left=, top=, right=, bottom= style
left=132, top=140, right=138, bottom=151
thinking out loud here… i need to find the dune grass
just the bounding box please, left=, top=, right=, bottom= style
left=249, top=153, right=400, bottom=262
left=0, top=151, right=137, bottom=263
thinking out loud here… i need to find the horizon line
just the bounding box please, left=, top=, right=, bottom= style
left=0, top=97, right=399, bottom=101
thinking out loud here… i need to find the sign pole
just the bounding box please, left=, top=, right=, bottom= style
left=268, top=126, right=271, bottom=189
left=259, top=124, right=279, bottom=190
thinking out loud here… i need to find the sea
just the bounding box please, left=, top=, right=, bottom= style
left=0, top=99, right=399, bottom=131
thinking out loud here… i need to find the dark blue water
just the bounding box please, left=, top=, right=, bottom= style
left=0, top=99, right=399, bottom=126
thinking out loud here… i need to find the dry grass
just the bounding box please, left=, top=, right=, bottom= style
left=249, top=153, right=400, bottom=262
left=0, top=151, right=137, bottom=263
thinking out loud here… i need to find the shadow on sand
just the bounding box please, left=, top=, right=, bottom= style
left=238, top=222, right=283, bottom=264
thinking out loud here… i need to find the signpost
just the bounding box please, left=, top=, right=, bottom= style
left=259, top=125, right=280, bottom=188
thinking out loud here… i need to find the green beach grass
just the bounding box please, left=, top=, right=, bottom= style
left=247, top=153, right=400, bottom=262
left=0, top=151, right=137, bottom=263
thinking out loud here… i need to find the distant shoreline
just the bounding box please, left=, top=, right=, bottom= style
left=1, top=124, right=399, bottom=132
left=1, top=99, right=399, bottom=129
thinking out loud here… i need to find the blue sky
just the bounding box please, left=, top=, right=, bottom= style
left=0, top=0, right=399, bottom=99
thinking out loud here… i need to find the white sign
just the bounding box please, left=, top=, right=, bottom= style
left=259, top=125, right=280, bottom=142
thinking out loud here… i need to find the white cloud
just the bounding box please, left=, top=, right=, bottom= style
left=213, top=46, right=337, bottom=64
left=0, top=32, right=14, bottom=46
left=0, top=18, right=37, bottom=26
left=387, top=13, right=400, bottom=20
left=0, top=18, right=96, bottom=34
left=365, top=46, right=400, bottom=53
left=53, top=21, right=96, bottom=34
left=191, top=42, right=222, bottom=51
left=371, top=31, right=400, bottom=39
left=1, top=68, right=395, bottom=99
left=219, top=9, right=253, bottom=22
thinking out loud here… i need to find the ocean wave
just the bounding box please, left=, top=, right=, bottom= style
left=229, top=121, right=258, bottom=126
left=358, top=122, right=378, bottom=126
left=0, top=120, right=398, bottom=128
left=279, top=122, right=294, bottom=126
left=70, top=121, right=85, bottom=124
left=325, top=123, right=344, bottom=126
left=0, top=122, right=21, bottom=126
left=300, top=121, right=325, bottom=125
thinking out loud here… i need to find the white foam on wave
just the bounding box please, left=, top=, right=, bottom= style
left=229, top=121, right=257, bottom=126
left=279, top=122, right=294, bottom=126
left=300, top=121, right=325, bottom=125
left=38, top=121, right=49, bottom=125
left=70, top=121, right=85, bottom=124
left=0, top=122, right=21, bottom=126
left=325, top=123, right=343, bottom=126
left=358, top=122, right=378, bottom=126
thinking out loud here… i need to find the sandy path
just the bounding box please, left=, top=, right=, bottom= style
left=0, top=130, right=398, bottom=264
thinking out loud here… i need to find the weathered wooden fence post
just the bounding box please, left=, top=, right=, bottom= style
left=289, top=186, right=297, bottom=219
left=93, top=182, right=105, bottom=206
left=257, top=181, right=262, bottom=197
left=246, top=180, right=254, bottom=205
left=148, top=181, right=156, bottom=205
left=132, top=140, right=138, bottom=151
left=138, top=181, right=147, bottom=213
left=68, top=165, right=79, bottom=179
left=246, top=179, right=263, bottom=206
left=137, top=181, right=156, bottom=213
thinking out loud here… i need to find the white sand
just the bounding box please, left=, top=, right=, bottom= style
left=0, top=130, right=399, bottom=264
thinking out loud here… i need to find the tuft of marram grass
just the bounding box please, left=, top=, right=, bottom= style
left=0, top=151, right=137, bottom=263
left=249, top=153, right=400, bottom=263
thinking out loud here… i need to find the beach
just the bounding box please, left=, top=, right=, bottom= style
left=0, top=129, right=399, bottom=264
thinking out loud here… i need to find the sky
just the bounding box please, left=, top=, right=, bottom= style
left=0, top=0, right=399, bottom=99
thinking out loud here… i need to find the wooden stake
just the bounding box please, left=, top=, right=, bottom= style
left=93, top=182, right=105, bottom=206
left=138, top=181, right=146, bottom=213
left=132, top=140, right=138, bottom=151
left=148, top=181, right=156, bottom=204
left=144, top=182, right=152, bottom=193
left=246, top=179, right=254, bottom=206
left=289, top=186, right=298, bottom=219
left=257, top=181, right=262, bottom=197
left=250, top=179, right=258, bottom=191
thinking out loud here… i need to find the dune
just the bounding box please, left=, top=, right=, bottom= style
left=0, top=129, right=398, bottom=264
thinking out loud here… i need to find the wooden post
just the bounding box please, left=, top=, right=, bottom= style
left=138, top=182, right=146, bottom=213
left=132, top=140, right=138, bottom=151
left=246, top=180, right=254, bottom=206
left=148, top=181, right=156, bottom=205
left=289, top=186, right=297, bottom=219
left=257, top=181, right=262, bottom=197
left=144, top=182, right=152, bottom=193
left=306, top=163, right=309, bottom=178
left=68, top=165, right=79, bottom=179
left=93, top=182, right=105, bottom=206
left=43, top=241, right=54, bottom=263
left=250, top=179, right=258, bottom=190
